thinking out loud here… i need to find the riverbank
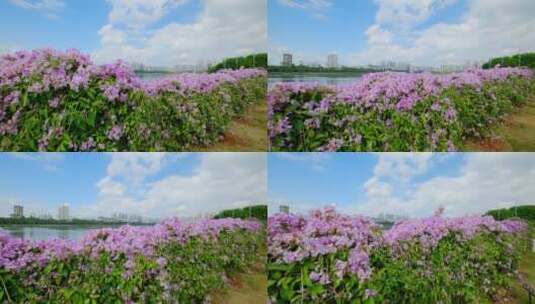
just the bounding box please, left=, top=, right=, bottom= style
left=269, top=71, right=369, bottom=78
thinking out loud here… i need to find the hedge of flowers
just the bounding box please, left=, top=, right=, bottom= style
left=0, top=218, right=264, bottom=303
left=268, top=68, right=535, bottom=151
left=0, top=49, right=266, bottom=151
left=268, top=208, right=529, bottom=303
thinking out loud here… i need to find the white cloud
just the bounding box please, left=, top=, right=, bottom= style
left=269, top=153, right=534, bottom=219
left=275, top=152, right=332, bottom=171
left=8, top=153, right=64, bottom=171
left=9, top=0, right=64, bottom=18
left=365, top=25, right=393, bottom=45
left=363, top=177, right=393, bottom=198
left=93, top=0, right=267, bottom=66
left=277, top=0, right=332, bottom=19
left=105, top=0, right=190, bottom=29
left=374, top=0, right=458, bottom=30
left=105, top=152, right=169, bottom=184
left=373, top=152, right=433, bottom=182
left=352, top=153, right=535, bottom=218
left=97, top=177, right=125, bottom=197
left=84, top=153, right=267, bottom=219
left=351, top=0, right=535, bottom=66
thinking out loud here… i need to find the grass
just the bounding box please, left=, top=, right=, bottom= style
left=211, top=259, right=267, bottom=304
left=481, top=224, right=535, bottom=303
left=509, top=225, right=535, bottom=304
left=465, top=97, right=535, bottom=151
left=509, top=249, right=535, bottom=304
left=195, top=100, right=267, bottom=152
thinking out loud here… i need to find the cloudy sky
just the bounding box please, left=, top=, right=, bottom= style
left=0, top=0, right=266, bottom=66
left=269, top=0, right=535, bottom=66
left=268, top=153, right=535, bottom=218
left=0, top=153, right=266, bottom=219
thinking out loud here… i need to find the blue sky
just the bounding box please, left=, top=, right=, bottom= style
left=0, top=1, right=108, bottom=53
left=269, top=0, right=535, bottom=66
left=0, top=153, right=266, bottom=219
left=268, top=153, right=535, bottom=217
left=0, top=0, right=266, bottom=66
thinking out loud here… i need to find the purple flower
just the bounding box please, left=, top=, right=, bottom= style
left=80, top=137, right=96, bottom=151
left=107, top=125, right=123, bottom=141
left=156, top=257, right=167, bottom=268
left=48, top=97, right=60, bottom=108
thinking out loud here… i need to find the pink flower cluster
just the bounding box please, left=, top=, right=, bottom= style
left=268, top=208, right=528, bottom=285
left=384, top=215, right=528, bottom=251
left=143, top=68, right=266, bottom=96
left=268, top=207, right=381, bottom=282
left=269, top=68, right=533, bottom=116
left=0, top=218, right=261, bottom=272
left=268, top=67, right=534, bottom=151
left=0, top=48, right=266, bottom=104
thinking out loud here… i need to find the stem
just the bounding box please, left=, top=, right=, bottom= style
left=0, top=276, right=12, bottom=303
left=300, top=267, right=304, bottom=304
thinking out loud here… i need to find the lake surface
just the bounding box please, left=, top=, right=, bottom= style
left=268, top=72, right=367, bottom=87
left=135, top=72, right=177, bottom=80
left=0, top=224, right=146, bottom=241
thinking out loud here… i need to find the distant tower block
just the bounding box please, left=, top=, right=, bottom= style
left=327, top=54, right=338, bottom=69
left=58, top=203, right=70, bottom=221
left=12, top=204, right=24, bottom=218
left=282, top=53, right=293, bottom=66
left=279, top=205, right=290, bottom=214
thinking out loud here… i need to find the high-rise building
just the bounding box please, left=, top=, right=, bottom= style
left=58, top=203, right=70, bottom=221
left=326, top=54, right=338, bottom=69
left=12, top=204, right=23, bottom=218
left=282, top=53, right=293, bottom=66
left=113, top=212, right=128, bottom=222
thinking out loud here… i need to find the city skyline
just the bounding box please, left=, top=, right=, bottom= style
left=274, top=51, right=484, bottom=73
left=0, top=153, right=267, bottom=219
left=268, top=153, right=535, bottom=217
left=0, top=0, right=266, bottom=66
left=269, top=0, right=535, bottom=67
left=4, top=201, right=155, bottom=223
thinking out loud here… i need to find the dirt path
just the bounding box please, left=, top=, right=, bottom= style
left=465, top=98, right=535, bottom=151
left=212, top=260, right=267, bottom=304
left=195, top=101, right=267, bottom=152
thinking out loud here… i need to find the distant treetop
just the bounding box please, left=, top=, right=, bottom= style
left=482, top=52, right=535, bottom=69
left=213, top=205, right=267, bottom=222
left=209, top=53, right=267, bottom=72
left=485, top=205, right=535, bottom=221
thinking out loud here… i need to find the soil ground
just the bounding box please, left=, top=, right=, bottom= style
left=465, top=98, right=535, bottom=151
left=211, top=259, right=267, bottom=304
left=195, top=101, right=267, bottom=152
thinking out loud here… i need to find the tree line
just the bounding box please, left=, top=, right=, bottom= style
left=213, top=204, right=267, bottom=222
left=485, top=205, right=535, bottom=222
left=209, top=53, right=267, bottom=72
left=482, top=52, right=535, bottom=69
left=0, top=217, right=143, bottom=225
left=268, top=65, right=377, bottom=73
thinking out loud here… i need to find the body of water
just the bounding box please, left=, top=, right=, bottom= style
left=0, top=224, right=146, bottom=241
left=268, top=73, right=367, bottom=87
left=135, top=72, right=177, bottom=80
